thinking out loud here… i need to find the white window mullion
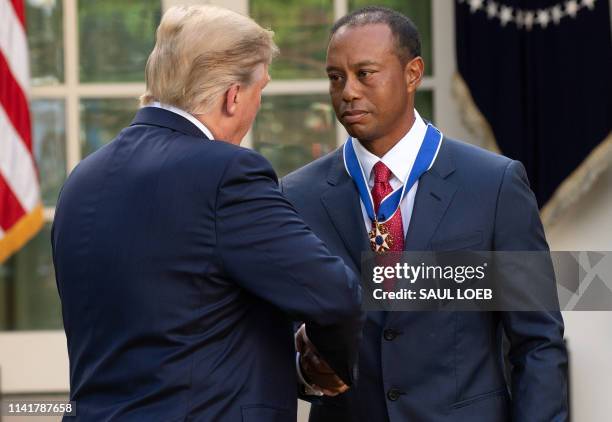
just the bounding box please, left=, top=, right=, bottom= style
left=163, top=0, right=248, bottom=15
left=77, top=83, right=145, bottom=98
left=30, top=85, right=67, bottom=99
left=333, top=0, right=347, bottom=146
left=431, top=0, right=472, bottom=142
left=334, top=0, right=348, bottom=20
left=63, top=0, right=80, bottom=173
left=264, top=80, right=328, bottom=96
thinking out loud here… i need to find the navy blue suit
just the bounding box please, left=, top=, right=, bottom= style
left=51, top=107, right=363, bottom=421
left=282, top=138, right=568, bottom=421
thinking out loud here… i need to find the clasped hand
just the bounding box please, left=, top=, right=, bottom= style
left=295, top=324, right=349, bottom=397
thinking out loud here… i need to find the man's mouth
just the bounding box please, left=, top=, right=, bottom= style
left=341, top=110, right=369, bottom=124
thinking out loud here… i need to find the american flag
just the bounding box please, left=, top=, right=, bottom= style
left=0, top=0, right=43, bottom=263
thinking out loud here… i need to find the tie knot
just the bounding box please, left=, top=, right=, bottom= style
left=373, top=161, right=392, bottom=184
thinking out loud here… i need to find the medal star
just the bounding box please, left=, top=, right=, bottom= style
left=370, top=224, right=392, bottom=253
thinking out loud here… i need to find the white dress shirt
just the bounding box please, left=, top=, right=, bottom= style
left=147, top=101, right=215, bottom=140
left=351, top=109, right=428, bottom=236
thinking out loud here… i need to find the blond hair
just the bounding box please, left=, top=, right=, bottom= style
left=140, top=5, right=278, bottom=114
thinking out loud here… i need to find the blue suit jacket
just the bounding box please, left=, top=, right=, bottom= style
left=51, top=107, right=363, bottom=422
left=282, top=138, right=568, bottom=422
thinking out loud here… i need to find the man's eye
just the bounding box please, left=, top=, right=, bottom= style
left=328, top=74, right=343, bottom=82
left=358, top=70, right=372, bottom=78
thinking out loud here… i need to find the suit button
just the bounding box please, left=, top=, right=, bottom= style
left=383, top=329, right=398, bottom=341
left=387, top=388, right=402, bottom=401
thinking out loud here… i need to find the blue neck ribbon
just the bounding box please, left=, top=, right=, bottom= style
left=343, top=123, right=443, bottom=223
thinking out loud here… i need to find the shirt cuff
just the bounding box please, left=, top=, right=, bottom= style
left=296, top=352, right=324, bottom=396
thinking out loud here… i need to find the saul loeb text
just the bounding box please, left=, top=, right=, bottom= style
left=371, top=262, right=493, bottom=302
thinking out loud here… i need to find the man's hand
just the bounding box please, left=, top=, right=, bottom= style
left=295, top=324, right=349, bottom=397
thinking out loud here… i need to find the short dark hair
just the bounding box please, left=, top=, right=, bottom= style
left=330, top=6, right=421, bottom=63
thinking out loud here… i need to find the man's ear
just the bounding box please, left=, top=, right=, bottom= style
left=224, top=83, right=240, bottom=116
left=404, top=56, right=424, bottom=94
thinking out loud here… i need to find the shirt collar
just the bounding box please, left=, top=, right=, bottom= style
left=147, top=102, right=215, bottom=140
left=352, top=109, right=428, bottom=184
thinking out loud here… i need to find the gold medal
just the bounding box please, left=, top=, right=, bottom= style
left=369, top=220, right=393, bottom=254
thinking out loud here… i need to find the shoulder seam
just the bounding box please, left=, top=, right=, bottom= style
left=492, top=159, right=517, bottom=246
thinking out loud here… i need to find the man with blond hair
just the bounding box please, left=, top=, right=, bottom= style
left=52, top=5, right=363, bottom=421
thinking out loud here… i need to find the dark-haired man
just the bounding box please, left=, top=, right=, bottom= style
left=282, top=6, right=568, bottom=422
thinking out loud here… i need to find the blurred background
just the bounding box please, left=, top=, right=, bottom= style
left=0, top=0, right=610, bottom=421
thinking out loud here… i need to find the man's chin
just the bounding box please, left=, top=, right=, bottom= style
left=343, top=123, right=372, bottom=141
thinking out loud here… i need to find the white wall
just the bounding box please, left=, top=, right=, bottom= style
left=547, top=166, right=612, bottom=421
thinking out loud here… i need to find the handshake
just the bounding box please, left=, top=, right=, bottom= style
left=295, top=324, right=350, bottom=397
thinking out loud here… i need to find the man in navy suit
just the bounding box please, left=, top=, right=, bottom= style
left=51, top=5, right=362, bottom=421
left=283, top=7, right=568, bottom=422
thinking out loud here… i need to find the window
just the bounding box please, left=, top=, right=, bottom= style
left=0, top=0, right=161, bottom=333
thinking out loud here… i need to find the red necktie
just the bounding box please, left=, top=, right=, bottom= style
left=371, top=161, right=404, bottom=290
left=371, top=161, right=405, bottom=251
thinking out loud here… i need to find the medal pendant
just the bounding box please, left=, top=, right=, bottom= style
left=369, top=220, right=393, bottom=254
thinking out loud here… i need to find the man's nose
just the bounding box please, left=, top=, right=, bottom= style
left=342, top=75, right=360, bottom=103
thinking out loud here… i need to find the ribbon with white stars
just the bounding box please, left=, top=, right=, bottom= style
left=458, top=0, right=597, bottom=30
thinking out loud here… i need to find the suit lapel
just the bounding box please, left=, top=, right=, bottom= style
left=386, top=139, right=458, bottom=324
left=404, top=171, right=457, bottom=251
left=405, top=137, right=458, bottom=250
left=320, top=151, right=370, bottom=271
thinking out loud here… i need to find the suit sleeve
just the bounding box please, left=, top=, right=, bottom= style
left=494, top=160, right=569, bottom=421
left=215, top=148, right=363, bottom=384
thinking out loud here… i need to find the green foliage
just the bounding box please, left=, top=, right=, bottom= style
left=78, top=0, right=161, bottom=82
left=26, top=0, right=64, bottom=84
left=251, top=0, right=334, bottom=79
left=348, top=0, right=433, bottom=74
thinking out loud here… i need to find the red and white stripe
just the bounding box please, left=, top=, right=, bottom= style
left=0, top=0, right=42, bottom=262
